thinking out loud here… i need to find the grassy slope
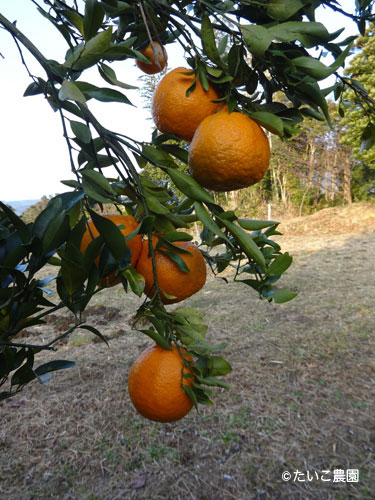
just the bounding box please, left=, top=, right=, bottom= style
left=1, top=203, right=375, bottom=500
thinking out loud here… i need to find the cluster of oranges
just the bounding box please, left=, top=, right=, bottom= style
left=80, top=43, right=271, bottom=423
left=80, top=213, right=203, bottom=422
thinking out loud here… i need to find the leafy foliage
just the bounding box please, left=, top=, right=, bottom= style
left=0, top=0, right=373, bottom=405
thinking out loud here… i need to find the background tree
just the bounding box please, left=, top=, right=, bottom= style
left=340, top=23, right=375, bottom=201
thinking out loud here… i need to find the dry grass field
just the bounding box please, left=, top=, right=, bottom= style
left=1, top=203, right=375, bottom=500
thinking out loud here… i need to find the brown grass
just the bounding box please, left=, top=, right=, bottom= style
left=1, top=203, right=375, bottom=499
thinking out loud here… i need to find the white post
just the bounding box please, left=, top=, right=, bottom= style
left=267, top=203, right=271, bottom=221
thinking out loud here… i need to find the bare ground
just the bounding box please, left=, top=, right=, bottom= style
left=1, top=203, right=375, bottom=500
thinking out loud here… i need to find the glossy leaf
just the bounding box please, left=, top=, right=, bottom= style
left=165, top=168, right=215, bottom=204
left=268, top=253, right=293, bottom=276
left=250, top=111, right=284, bottom=136
left=238, top=218, right=278, bottom=231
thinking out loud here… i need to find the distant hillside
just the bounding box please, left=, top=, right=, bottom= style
left=5, top=199, right=40, bottom=216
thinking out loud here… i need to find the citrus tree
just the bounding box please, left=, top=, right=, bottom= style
left=0, top=0, right=374, bottom=421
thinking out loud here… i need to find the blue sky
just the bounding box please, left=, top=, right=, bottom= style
left=0, top=1, right=357, bottom=201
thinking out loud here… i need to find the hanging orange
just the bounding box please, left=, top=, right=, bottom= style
left=151, top=67, right=220, bottom=141
left=80, top=214, right=142, bottom=287
left=135, top=236, right=206, bottom=304
left=128, top=343, right=194, bottom=422
left=188, top=110, right=271, bottom=192
left=136, top=41, right=168, bottom=75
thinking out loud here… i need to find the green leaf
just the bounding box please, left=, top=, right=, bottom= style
left=145, top=196, right=170, bottom=215
left=79, top=324, right=109, bottom=345
left=163, top=231, right=193, bottom=242
left=83, top=0, right=105, bottom=41
left=61, top=10, right=84, bottom=36
left=59, top=80, right=86, bottom=103
left=138, top=329, right=172, bottom=350
left=249, top=111, right=284, bottom=136
left=295, top=82, right=331, bottom=125
left=241, top=25, right=273, bottom=58
left=201, top=13, right=222, bottom=66
left=165, top=168, right=215, bottom=204
left=123, top=267, right=145, bottom=297
left=158, top=249, right=190, bottom=273
left=158, top=144, right=188, bottom=164
left=238, top=218, right=278, bottom=231
left=196, top=376, right=233, bottom=389
left=360, top=122, right=375, bottom=152
left=142, top=144, right=176, bottom=168
left=81, top=169, right=115, bottom=193
left=34, top=360, right=76, bottom=384
left=0, top=201, right=30, bottom=243
left=33, top=197, right=63, bottom=239
left=270, top=21, right=331, bottom=47
left=292, top=43, right=352, bottom=81
left=267, top=0, right=304, bottom=20
left=268, top=253, right=293, bottom=276
left=88, top=210, right=131, bottom=266
left=70, top=121, right=92, bottom=143
left=81, top=85, right=132, bottom=105
left=218, top=217, right=266, bottom=270
left=64, top=28, right=112, bottom=71
left=194, top=202, right=232, bottom=245
left=98, top=63, right=138, bottom=89
left=209, top=356, right=232, bottom=376
left=266, top=288, right=298, bottom=303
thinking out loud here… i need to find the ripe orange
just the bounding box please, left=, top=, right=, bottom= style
left=188, top=110, right=271, bottom=192
left=152, top=67, right=220, bottom=141
left=136, top=41, right=168, bottom=75
left=128, top=343, right=194, bottom=422
left=135, top=236, right=206, bottom=304
left=80, top=214, right=142, bottom=287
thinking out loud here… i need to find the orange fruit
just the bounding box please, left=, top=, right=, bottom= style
left=152, top=67, right=220, bottom=141
left=128, top=343, right=194, bottom=422
left=188, top=110, right=271, bottom=192
left=135, top=236, right=206, bottom=304
left=80, top=214, right=142, bottom=287
left=136, top=41, right=168, bottom=75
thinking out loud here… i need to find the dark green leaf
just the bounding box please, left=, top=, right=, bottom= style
left=238, top=218, right=278, bottom=231
left=165, top=168, right=215, bottom=204
left=267, top=0, right=304, bottom=20
left=201, top=13, right=222, bottom=66
left=70, top=121, right=92, bottom=143
left=249, top=111, right=284, bottom=136
left=268, top=253, right=293, bottom=276
left=142, top=144, right=176, bottom=168
left=79, top=324, right=109, bottom=345
left=0, top=201, right=30, bottom=243
left=218, top=217, right=266, bottom=270
left=241, top=25, right=273, bottom=58
left=158, top=249, right=190, bottom=273
left=88, top=210, right=131, bottom=266
left=138, top=329, right=172, bottom=350
left=83, top=0, right=105, bottom=41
